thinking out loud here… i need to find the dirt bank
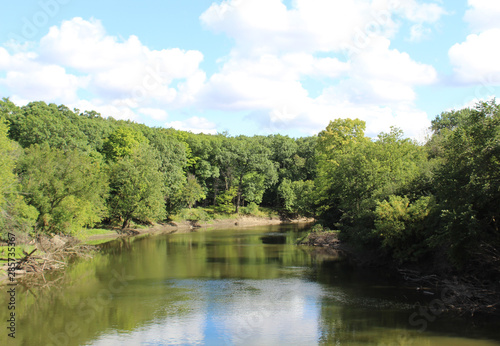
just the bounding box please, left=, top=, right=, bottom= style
left=87, top=216, right=315, bottom=242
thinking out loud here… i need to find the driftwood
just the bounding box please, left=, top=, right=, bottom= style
left=2, top=236, right=96, bottom=282
left=398, top=268, right=500, bottom=316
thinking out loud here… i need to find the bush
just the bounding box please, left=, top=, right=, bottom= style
left=373, top=195, right=436, bottom=262
left=215, top=187, right=237, bottom=214
left=240, top=202, right=259, bottom=215
left=176, top=208, right=212, bottom=222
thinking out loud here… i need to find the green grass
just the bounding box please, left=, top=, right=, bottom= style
left=169, top=206, right=280, bottom=223
left=76, top=228, right=117, bottom=242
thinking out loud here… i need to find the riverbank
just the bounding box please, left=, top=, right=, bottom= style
left=302, top=230, right=500, bottom=317
left=84, top=215, right=314, bottom=242
left=0, top=215, right=315, bottom=285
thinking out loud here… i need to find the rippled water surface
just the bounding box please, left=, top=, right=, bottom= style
left=2, top=224, right=500, bottom=345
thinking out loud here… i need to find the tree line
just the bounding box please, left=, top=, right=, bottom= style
left=1, top=97, right=499, bottom=271
left=0, top=98, right=316, bottom=236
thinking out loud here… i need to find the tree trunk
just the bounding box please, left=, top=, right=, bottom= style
left=235, top=175, right=244, bottom=213
left=121, top=218, right=129, bottom=229
left=213, top=178, right=219, bottom=206
left=236, top=191, right=241, bottom=214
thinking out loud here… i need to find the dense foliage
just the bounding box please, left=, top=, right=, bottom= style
left=0, top=97, right=498, bottom=274
left=314, top=100, right=500, bottom=270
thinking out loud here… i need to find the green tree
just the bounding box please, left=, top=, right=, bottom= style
left=18, top=144, right=108, bottom=234
left=222, top=136, right=277, bottom=213
left=315, top=119, right=429, bottom=249
left=143, top=128, right=188, bottom=215
left=102, top=127, right=148, bottom=161
left=215, top=187, right=238, bottom=214
left=432, top=100, right=500, bottom=264
left=315, top=118, right=370, bottom=226
left=4, top=101, right=89, bottom=150
left=0, top=117, right=38, bottom=238
left=373, top=195, right=436, bottom=262
left=107, top=144, right=165, bottom=228
left=182, top=174, right=206, bottom=209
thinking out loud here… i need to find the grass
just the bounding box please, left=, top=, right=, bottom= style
left=75, top=228, right=117, bottom=245
left=169, top=206, right=280, bottom=223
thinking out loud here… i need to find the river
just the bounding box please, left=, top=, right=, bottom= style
left=2, top=223, right=500, bottom=345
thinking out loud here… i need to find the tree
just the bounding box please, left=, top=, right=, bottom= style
left=18, top=144, right=108, bottom=234
left=4, top=101, right=89, bottom=150
left=182, top=174, right=206, bottom=209
left=143, top=128, right=188, bottom=215
left=102, top=127, right=148, bottom=162
left=373, top=195, right=436, bottom=262
left=432, top=100, right=500, bottom=263
left=315, top=118, right=370, bottom=226
left=222, top=136, right=277, bottom=213
left=107, top=144, right=166, bottom=229
left=215, top=187, right=237, bottom=214
left=0, top=117, right=38, bottom=238
left=315, top=119, right=429, bottom=248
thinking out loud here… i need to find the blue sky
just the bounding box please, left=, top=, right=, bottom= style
left=1, top=0, right=499, bottom=138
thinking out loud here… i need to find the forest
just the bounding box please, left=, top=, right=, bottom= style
left=0, top=97, right=499, bottom=275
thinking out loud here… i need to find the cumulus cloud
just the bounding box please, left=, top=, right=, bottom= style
left=199, top=0, right=439, bottom=137
left=37, top=18, right=205, bottom=107
left=0, top=1, right=448, bottom=138
left=449, top=29, right=500, bottom=84
left=165, top=116, right=218, bottom=134
left=0, top=17, right=206, bottom=125
left=464, top=0, right=500, bottom=32
left=449, top=1, right=500, bottom=85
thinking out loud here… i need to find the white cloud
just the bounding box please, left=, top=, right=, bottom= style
left=449, top=28, right=500, bottom=84
left=396, top=0, right=447, bottom=23
left=0, top=2, right=446, bottom=138
left=165, top=116, right=218, bottom=134
left=409, top=24, right=432, bottom=41
left=0, top=17, right=207, bottom=128
left=448, top=1, right=500, bottom=86
left=71, top=99, right=141, bottom=122
left=139, top=108, right=169, bottom=121
left=0, top=47, right=86, bottom=103
left=200, top=0, right=438, bottom=138
left=464, top=0, right=500, bottom=32
left=37, top=18, right=205, bottom=107
left=201, top=0, right=382, bottom=54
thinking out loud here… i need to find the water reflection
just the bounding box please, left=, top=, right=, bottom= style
left=1, top=224, right=499, bottom=346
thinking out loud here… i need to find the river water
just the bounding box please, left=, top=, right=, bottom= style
left=2, top=223, right=500, bottom=345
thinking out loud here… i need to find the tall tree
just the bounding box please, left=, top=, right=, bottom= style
left=102, top=127, right=148, bottom=162
left=18, top=144, right=108, bottom=234
left=0, top=116, right=38, bottom=238
left=222, top=136, right=277, bottom=213
left=107, top=144, right=165, bottom=229
left=433, top=100, right=500, bottom=263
